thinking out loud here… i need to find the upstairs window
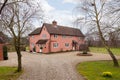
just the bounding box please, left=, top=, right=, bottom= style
left=79, top=37, right=84, bottom=40
left=53, top=43, right=58, bottom=48
left=32, top=36, right=34, bottom=38
left=31, top=43, right=34, bottom=47
left=42, top=34, right=47, bottom=38
left=54, top=35, right=58, bottom=38
left=62, top=35, right=66, bottom=38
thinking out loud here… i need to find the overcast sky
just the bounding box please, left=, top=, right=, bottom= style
left=34, top=0, right=80, bottom=28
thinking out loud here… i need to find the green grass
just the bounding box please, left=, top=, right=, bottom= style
left=0, top=66, right=22, bottom=80
left=77, top=60, right=120, bottom=80
left=90, top=47, right=120, bottom=55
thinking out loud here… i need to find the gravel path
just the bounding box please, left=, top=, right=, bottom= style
left=0, top=51, right=120, bottom=80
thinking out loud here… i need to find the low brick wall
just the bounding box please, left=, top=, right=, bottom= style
left=0, top=44, right=3, bottom=60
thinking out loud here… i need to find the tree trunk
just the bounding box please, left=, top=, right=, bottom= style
left=107, top=48, right=119, bottom=67
left=16, top=49, right=22, bottom=72
left=0, top=0, right=8, bottom=14
left=93, top=0, right=119, bottom=67
left=14, top=38, right=22, bottom=72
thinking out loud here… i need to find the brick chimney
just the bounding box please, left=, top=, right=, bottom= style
left=52, top=20, right=57, bottom=28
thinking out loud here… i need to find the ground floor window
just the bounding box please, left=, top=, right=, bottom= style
left=53, top=43, right=58, bottom=48
left=31, top=43, right=34, bottom=48
left=65, top=43, right=69, bottom=47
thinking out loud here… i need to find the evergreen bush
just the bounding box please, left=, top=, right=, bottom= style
left=3, top=45, right=8, bottom=60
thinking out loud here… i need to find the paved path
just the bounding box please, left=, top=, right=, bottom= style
left=0, top=51, right=120, bottom=80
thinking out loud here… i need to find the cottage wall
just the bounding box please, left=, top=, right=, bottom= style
left=29, top=22, right=85, bottom=53
left=50, top=35, right=85, bottom=52
left=29, top=26, right=50, bottom=53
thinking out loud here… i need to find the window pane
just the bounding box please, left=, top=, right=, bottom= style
left=62, top=35, right=66, bottom=38
left=54, top=35, right=57, bottom=38
left=65, top=43, right=69, bottom=47
left=53, top=43, right=58, bottom=48
left=42, top=34, right=47, bottom=38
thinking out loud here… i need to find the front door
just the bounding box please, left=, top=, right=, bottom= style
left=72, top=46, right=75, bottom=50
left=40, top=46, right=43, bottom=53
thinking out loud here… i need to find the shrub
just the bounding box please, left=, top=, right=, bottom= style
left=102, top=72, right=112, bottom=77
left=26, top=47, right=29, bottom=51
left=79, top=44, right=89, bottom=51
left=3, top=45, right=8, bottom=60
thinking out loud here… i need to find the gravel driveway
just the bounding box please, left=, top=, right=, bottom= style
left=0, top=51, right=120, bottom=80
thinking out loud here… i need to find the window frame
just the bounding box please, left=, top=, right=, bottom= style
left=62, top=35, right=66, bottom=38
left=54, top=34, right=58, bottom=38
left=53, top=43, right=59, bottom=48
left=42, top=34, right=47, bottom=38
left=65, top=43, right=69, bottom=47
left=32, top=36, right=34, bottom=38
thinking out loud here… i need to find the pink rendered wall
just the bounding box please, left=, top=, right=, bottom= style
left=29, top=26, right=50, bottom=53
left=29, top=25, right=85, bottom=53
left=50, top=35, right=85, bottom=52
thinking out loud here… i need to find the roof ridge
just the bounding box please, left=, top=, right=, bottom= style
left=43, top=23, right=80, bottom=30
left=29, top=23, right=85, bottom=37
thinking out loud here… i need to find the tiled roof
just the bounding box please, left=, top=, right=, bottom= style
left=44, top=23, right=84, bottom=37
left=29, top=23, right=85, bottom=37
left=29, top=28, right=42, bottom=35
left=36, top=39, right=48, bottom=44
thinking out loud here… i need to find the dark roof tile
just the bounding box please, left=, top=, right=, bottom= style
left=29, top=28, right=41, bottom=35
left=44, top=23, right=84, bottom=37
left=36, top=39, right=48, bottom=44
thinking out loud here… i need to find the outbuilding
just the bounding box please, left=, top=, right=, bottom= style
left=0, top=38, right=4, bottom=60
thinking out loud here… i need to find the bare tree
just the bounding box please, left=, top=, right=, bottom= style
left=108, top=30, right=120, bottom=47
left=0, top=0, right=8, bottom=14
left=76, top=0, right=120, bottom=67
left=0, top=0, right=43, bottom=72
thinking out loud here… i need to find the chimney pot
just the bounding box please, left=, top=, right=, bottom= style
left=52, top=20, right=57, bottom=27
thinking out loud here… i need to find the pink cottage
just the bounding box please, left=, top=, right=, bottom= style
left=29, top=21, right=85, bottom=53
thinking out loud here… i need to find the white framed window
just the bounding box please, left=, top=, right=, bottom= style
left=42, top=34, right=47, bottom=38
left=32, top=36, right=34, bottom=38
left=54, top=35, right=58, bottom=38
left=62, top=35, right=66, bottom=38
left=65, top=43, right=69, bottom=47
left=31, top=43, right=34, bottom=48
left=53, top=43, right=58, bottom=48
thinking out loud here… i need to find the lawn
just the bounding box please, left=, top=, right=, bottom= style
left=0, top=66, right=22, bottom=80
left=90, top=47, right=120, bottom=55
left=77, top=60, right=120, bottom=80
